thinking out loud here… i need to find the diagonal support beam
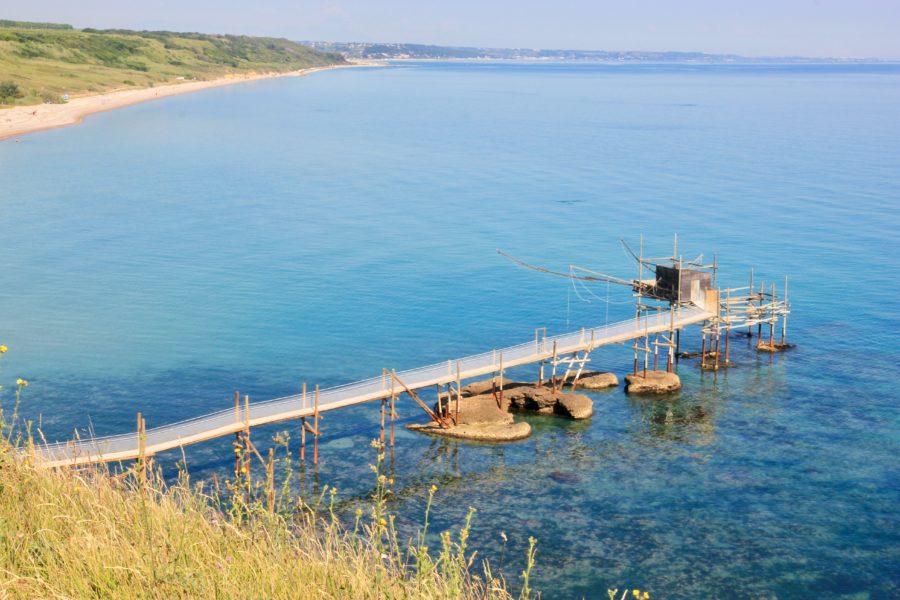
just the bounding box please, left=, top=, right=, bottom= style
left=391, top=371, right=452, bottom=429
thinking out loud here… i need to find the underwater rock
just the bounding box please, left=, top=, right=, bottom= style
left=555, top=394, right=594, bottom=419
left=624, top=370, right=682, bottom=394
left=549, top=471, right=582, bottom=485
left=573, top=372, right=619, bottom=389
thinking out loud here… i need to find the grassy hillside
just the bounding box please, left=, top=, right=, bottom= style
left=0, top=23, right=346, bottom=106
left=0, top=445, right=518, bottom=598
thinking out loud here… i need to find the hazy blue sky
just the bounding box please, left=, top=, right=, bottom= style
left=4, top=0, right=898, bottom=58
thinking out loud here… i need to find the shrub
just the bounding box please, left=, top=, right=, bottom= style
left=0, top=80, right=24, bottom=100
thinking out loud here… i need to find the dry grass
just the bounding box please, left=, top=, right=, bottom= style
left=0, top=441, right=519, bottom=599
left=0, top=346, right=529, bottom=599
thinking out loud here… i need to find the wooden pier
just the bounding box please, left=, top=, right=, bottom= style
left=35, top=306, right=713, bottom=467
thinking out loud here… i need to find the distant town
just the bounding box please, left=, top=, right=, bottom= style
left=301, top=41, right=882, bottom=63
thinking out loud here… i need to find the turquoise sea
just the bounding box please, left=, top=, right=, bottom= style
left=1, top=61, right=899, bottom=598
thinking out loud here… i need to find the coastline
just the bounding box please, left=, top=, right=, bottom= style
left=0, top=62, right=377, bottom=142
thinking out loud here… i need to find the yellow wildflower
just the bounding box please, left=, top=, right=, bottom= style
left=643, top=593, right=650, bottom=600
left=0, top=345, right=7, bottom=353
left=430, top=484, right=438, bottom=493
left=388, top=478, right=394, bottom=486
left=16, top=378, right=27, bottom=387
left=633, top=591, right=640, bottom=599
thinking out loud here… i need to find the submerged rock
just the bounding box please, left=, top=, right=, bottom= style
left=624, top=370, right=682, bottom=394
left=549, top=470, right=582, bottom=485
left=573, top=372, right=619, bottom=390
left=556, top=394, right=594, bottom=419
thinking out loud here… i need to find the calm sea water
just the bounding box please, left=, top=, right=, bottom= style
left=1, top=62, right=899, bottom=599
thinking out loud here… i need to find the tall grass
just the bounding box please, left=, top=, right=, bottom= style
left=0, top=353, right=532, bottom=599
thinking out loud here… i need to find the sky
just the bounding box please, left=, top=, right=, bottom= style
left=2, top=0, right=898, bottom=59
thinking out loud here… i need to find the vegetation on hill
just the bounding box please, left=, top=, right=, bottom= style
left=0, top=24, right=346, bottom=106
left=0, top=361, right=527, bottom=599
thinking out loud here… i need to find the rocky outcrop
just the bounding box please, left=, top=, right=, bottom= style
left=407, top=421, right=532, bottom=442
left=412, top=377, right=595, bottom=442
left=555, top=394, right=594, bottom=419
left=459, top=377, right=528, bottom=397
left=624, top=370, right=681, bottom=394
left=573, top=372, right=619, bottom=390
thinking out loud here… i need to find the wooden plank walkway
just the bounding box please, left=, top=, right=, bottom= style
left=35, top=306, right=712, bottom=467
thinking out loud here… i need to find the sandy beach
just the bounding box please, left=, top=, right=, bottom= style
left=0, top=63, right=369, bottom=142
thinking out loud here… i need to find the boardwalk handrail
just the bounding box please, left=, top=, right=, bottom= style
left=34, top=305, right=712, bottom=466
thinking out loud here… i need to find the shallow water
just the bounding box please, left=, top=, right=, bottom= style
left=1, top=61, right=899, bottom=598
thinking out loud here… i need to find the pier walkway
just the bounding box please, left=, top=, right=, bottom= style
left=36, top=306, right=712, bottom=467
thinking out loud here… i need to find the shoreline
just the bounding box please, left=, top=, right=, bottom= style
left=0, top=62, right=378, bottom=142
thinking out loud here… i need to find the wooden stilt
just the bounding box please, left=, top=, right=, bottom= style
left=300, top=417, right=306, bottom=463
left=499, top=352, right=504, bottom=406
left=455, top=362, right=461, bottom=426
left=313, top=384, right=319, bottom=465
left=380, top=396, right=386, bottom=444
left=136, top=412, right=146, bottom=486
left=551, top=340, right=558, bottom=391
left=243, top=394, right=251, bottom=488
left=653, top=335, right=659, bottom=371
left=389, top=375, right=396, bottom=448
left=643, top=337, right=649, bottom=377
left=267, top=447, right=275, bottom=514
left=725, top=329, right=730, bottom=365
left=701, top=332, right=707, bottom=369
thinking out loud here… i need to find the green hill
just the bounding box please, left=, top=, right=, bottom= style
left=0, top=24, right=346, bottom=106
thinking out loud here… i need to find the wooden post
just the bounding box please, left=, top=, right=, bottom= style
left=137, top=412, right=146, bottom=485
left=267, top=447, right=275, bottom=514
left=725, top=327, right=731, bottom=365
left=380, top=396, right=386, bottom=444
left=499, top=352, right=504, bottom=406
left=300, top=417, right=306, bottom=463
left=781, top=276, right=789, bottom=345
left=389, top=374, right=396, bottom=448
left=643, top=336, right=649, bottom=377
left=551, top=340, right=558, bottom=391
left=748, top=268, right=755, bottom=337
left=243, top=394, right=251, bottom=486
left=653, top=334, right=659, bottom=372
left=667, top=335, right=674, bottom=373
left=757, top=279, right=764, bottom=343
left=769, top=283, right=776, bottom=347
left=455, top=362, right=461, bottom=426
left=714, top=334, right=720, bottom=370
left=313, top=384, right=320, bottom=465
left=701, top=332, right=707, bottom=369
left=234, top=390, right=240, bottom=422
